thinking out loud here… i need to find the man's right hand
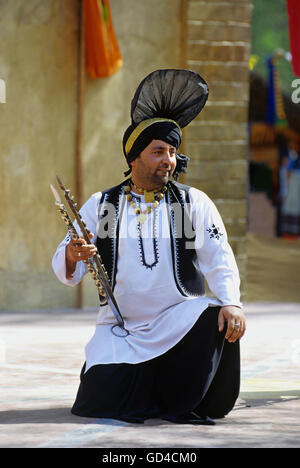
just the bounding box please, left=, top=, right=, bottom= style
left=65, top=232, right=97, bottom=279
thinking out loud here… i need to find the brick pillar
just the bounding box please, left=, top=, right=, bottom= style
left=183, top=0, right=253, bottom=298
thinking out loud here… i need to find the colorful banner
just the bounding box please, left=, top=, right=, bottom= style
left=266, top=57, right=287, bottom=127
left=84, top=0, right=123, bottom=78
left=286, top=0, right=300, bottom=77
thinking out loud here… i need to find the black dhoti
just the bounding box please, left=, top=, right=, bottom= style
left=71, top=307, right=240, bottom=422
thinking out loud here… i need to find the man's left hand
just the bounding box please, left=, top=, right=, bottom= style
left=218, top=306, right=246, bottom=343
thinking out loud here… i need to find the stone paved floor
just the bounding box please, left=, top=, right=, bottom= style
left=0, top=302, right=299, bottom=449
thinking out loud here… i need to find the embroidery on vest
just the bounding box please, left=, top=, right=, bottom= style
left=206, top=224, right=223, bottom=240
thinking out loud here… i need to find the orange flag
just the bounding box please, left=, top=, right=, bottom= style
left=84, top=0, right=123, bottom=78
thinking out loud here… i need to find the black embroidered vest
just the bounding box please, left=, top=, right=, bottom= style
left=95, top=179, right=205, bottom=303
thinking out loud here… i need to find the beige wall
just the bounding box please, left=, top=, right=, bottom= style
left=0, top=0, right=252, bottom=310
left=0, top=0, right=182, bottom=310
left=0, top=0, right=78, bottom=309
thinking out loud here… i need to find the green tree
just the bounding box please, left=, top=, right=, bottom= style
left=251, top=0, right=296, bottom=94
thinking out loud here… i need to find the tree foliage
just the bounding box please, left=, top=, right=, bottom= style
left=251, top=0, right=296, bottom=94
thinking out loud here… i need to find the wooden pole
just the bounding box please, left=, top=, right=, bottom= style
left=76, top=0, right=85, bottom=308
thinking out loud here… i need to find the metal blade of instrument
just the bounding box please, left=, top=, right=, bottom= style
left=50, top=184, right=62, bottom=205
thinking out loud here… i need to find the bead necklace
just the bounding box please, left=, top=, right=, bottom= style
left=124, top=180, right=167, bottom=225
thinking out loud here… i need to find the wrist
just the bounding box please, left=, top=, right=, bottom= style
left=220, top=304, right=243, bottom=312
left=220, top=303, right=242, bottom=309
left=65, top=245, right=77, bottom=278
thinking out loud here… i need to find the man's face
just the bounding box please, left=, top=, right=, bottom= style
left=131, top=139, right=177, bottom=189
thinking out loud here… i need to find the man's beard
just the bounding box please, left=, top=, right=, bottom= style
left=153, top=167, right=173, bottom=185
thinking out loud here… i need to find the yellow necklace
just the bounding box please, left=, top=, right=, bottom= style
left=124, top=180, right=167, bottom=224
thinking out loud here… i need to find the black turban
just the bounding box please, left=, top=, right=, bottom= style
left=123, top=69, right=209, bottom=179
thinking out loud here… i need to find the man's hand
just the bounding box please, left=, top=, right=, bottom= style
left=65, top=232, right=97, bottom=279
left=218, top=305, right=246, bottom=343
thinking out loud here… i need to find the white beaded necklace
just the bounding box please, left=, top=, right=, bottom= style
left=124, top=180, right=167, bottom=225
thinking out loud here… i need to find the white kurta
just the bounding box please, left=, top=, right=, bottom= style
left=52, top=187, right=242, bottom=371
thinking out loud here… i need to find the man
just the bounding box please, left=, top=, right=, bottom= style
left=52, top=69, right=246, bottom=425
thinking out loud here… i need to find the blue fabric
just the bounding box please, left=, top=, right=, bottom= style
left=266, top=57, right=276, bottom=125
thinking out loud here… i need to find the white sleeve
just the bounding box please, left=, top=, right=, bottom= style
left=51, top=192, right=102, bottom=287
left=190, top=188, right=242, bottom=307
